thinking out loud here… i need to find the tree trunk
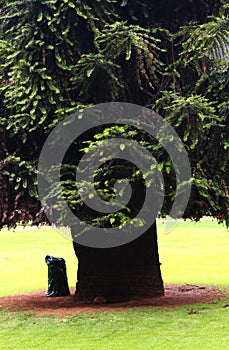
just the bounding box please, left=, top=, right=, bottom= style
left=72, top=221, right=164, bottom=302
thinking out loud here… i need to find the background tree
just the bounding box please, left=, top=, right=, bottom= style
left=0, top=0, right=228, bottom=301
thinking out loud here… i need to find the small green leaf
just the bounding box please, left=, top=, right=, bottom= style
left=37, top=12, right=43, bottom=22
left=87, top=68, right=94, bottom=77
left=23, top=179, right=27, bottom=188
left=110, top=217, right=115, bottom=224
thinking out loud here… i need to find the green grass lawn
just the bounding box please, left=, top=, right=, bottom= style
left=0, top=220, right=228, bottom=350
left=0, top=301, right=228, bottom=350
left=157, top=219, right=229, bottom=286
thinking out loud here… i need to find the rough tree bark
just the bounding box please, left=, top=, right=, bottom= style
left=72, top=221, right=164, bottom=302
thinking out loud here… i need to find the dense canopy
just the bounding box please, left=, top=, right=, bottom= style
left=0, top=0, right=228, bottom=229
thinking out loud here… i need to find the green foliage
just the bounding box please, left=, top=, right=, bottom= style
left=178, top=4, right=229, bottom=74
left=155, top=91, right=228, bottom=224
left=70, top=53, right=125, bottom=102
left=0, top=0, right=82, bottom=136
left=98, top=22, right=166, bottom=93
left=3, top=156, right=36, bottom=194
left=156, top=93, right=220, bottom=149
left=0, top=0, right=228, bottom=227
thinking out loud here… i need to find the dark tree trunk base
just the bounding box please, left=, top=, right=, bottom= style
left=72, top=222, right=164, bottom=303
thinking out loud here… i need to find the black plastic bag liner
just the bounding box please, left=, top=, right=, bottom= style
left=45, top=255, right=70, bottom=297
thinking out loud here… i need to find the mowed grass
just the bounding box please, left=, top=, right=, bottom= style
left=157, top=219, right=229, bottom=286
left=0, top=220, right=228, bottom=350
left=0, top=301, right=229, bottom=350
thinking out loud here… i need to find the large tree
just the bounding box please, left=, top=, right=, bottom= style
left=0, top=0, right=228, bottom=301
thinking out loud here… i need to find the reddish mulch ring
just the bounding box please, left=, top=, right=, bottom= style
left=0, top=284, right=227, bottom=317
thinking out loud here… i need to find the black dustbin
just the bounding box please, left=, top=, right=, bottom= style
left=45, top=255, right=70, bottom=297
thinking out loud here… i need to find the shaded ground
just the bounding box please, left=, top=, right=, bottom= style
left=0, top=284, right=227, bottom=317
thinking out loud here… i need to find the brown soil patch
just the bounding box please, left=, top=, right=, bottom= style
left=0, top=284, right=226, bottom=317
